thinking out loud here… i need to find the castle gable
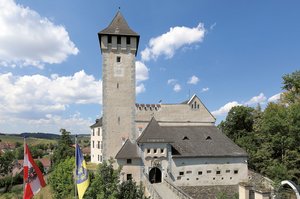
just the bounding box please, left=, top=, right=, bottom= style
left=136, top=94, right=216, bottom=125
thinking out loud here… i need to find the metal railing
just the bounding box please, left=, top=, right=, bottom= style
left=164, top=178, right=193, bottom=199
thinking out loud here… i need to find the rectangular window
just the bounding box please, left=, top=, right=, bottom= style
left=108, top=35, right=112, bottom=43
left=179, top=171, right=184, bottom=176
left=92, top=141, right=94, bottom=148
left=234, top=170, right=239, bottom=174
left=127, top=174, right=132, bottom=181
left=116, top=56, right=121, bottom=62
left=216, top=170, right=221, bottom=175
left=98, top=141, right=100, bottom=149
left=186, top=171, right=192, bottom=174
left=147, top=149, right=151, bottom=153
left=98, top=128, right=100, bottom=136
left=118, top=116, right=120, bottom=125
left=153, top=149, right=157, bottom=153
left=127, top=159, right=132, bottom=164
left=117, top=36, right=121, bottom=44
left=92, top=129, right=95, bottom=136
left=226, top=170, right=230, bottom=173
left=160, top=148, right=164, bottom=153
left=207, top=170, right=212, bottom=174
left=98, top=155, right=100, bottom=161
left=100, top=155, right=102, bottom=162
left=126, top=37, right=131, bottom=45
left=198, top=171, right=202, bottom=175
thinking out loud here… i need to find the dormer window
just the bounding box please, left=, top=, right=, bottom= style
left=183, top=136, right=189, bottom=140
left=206, top=136, right=212, bottom=140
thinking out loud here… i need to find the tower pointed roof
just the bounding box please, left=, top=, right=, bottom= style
left=99, top=11, right=139, bottom=36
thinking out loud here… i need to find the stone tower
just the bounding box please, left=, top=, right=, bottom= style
left=98, top=11, right=139, bottom=161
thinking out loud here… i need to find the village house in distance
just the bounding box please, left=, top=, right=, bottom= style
left=90, top=11, right=251, bottom=198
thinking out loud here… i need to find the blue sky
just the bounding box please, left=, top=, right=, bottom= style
left=0, top=0, right=299, bottom=134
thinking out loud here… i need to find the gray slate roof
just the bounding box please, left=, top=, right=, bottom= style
left=137, top=118, right=247, bottom=158
left=90, top=117, right=102, bottom=128
left=115, top=139, right=140, bottom=159
left=99, top=11, right=139, bottom=36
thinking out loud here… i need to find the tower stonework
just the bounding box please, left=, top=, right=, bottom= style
left=98, top=11, right=139, bottom=161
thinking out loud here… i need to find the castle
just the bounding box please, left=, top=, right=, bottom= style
left=90, top=11, right=248, bottom=188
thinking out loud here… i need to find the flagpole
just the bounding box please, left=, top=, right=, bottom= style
left=75, top=135, right=77, bottom=199
left=23, top=137, right=25, bottom=195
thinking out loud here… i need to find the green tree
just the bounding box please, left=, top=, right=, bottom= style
left=35, top=159, right=45, bottom=174
left=117, top=180, right=148, bottom=199
left=86, top=159, right=120, bottom=199
left=281, top=70, right=300, bottom=104
left=219, top=106, right=255, bottom=141
left=0, top=151, right=14, bottom=176
left=52, top=129, right=74, bottom=166
left=0, top=151, right=15, bottom=192
left=48, top=157, right=75, bottom=199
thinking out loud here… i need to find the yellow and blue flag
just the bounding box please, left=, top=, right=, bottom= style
left=76, top=143, right=89, bottom=199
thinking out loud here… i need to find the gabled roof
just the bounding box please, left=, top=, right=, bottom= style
left=99, top=11, right=139, bottom=36
left=115, top=139, right=140, bottom=159
left=137, top=118, right=247, bottom=158
left=90, top=117, right=102, bottom=128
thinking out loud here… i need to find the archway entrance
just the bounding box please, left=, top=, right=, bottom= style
left=149, top=167, right=162, bottom=184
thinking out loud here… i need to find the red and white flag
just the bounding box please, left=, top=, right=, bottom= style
left=23, top=143, right=46, bottom=199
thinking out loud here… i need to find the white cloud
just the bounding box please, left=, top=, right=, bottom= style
left=268, top=93, right=281, bottom=102
left=141, top=23, right=206, bottom=61
left=136, top=61, right=149, bottom=83
left=0, top=0, right=78, bottom=68
left=136, top=83, right=145, bottom=94
left=0, top=71, right=102, bottom=119
left=167, top=79, right=177, bottom=85
left=0, top=113, right=92, bottom=134
left=201, top=87, right=209, bottom=92
left=210, top=22, right=217, bottom=30
left=173, top=84, right=181, bottom=92
left=244, top=93, right=267, bottom=105
left=135, top=61, right=149, bottom=95
left=187, top=75, right=199, bottom=85
left=212, top=101, right=241, bottom=116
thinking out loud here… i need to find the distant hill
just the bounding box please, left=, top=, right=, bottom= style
left=2, top=132, right=90, bottom=140
left=8, top=132, right=61, bottom=140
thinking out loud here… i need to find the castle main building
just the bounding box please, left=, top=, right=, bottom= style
left=91, top=11, right=248, bottom=187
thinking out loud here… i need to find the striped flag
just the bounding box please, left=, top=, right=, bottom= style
left=23, top=143, right=46, bottom=199
left=76, top=143, right=89, bottom=199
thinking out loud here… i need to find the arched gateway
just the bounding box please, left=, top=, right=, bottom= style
left=149, top=167, right=162, bottom=184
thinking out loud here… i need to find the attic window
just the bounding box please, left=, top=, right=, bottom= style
left=206, top=136, right=212, bottom=140
left=183, top=136, right=189, bottom=140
